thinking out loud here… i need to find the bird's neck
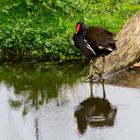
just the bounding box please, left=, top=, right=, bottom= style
left=77, top=29, right=87, bottom=38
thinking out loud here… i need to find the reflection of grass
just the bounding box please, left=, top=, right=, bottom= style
left=9, top=99, right=22, bottom=108
left=0, top=62, right=86, bottom=114
left=22, top=106, right=28, bottom=116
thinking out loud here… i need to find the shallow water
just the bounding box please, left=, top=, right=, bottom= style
left=0, top=62, right=140, bottom=140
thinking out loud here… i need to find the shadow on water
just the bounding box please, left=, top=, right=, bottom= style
left=74, top=80, right=117, bottom=134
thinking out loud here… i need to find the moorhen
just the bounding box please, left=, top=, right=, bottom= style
left=73, top=21, right=116, bottom=79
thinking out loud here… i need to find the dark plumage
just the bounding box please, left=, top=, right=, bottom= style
left=73, top=21, right=116, bottom=60
left=73, top=21, right=116, bottom=79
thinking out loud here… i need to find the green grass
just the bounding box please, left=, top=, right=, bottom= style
left=0, top=0, right=140, bottom=61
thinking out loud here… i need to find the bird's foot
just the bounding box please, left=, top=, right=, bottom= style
left=82, top=74, right=106, bottom=83
left=84, top=74, right=94, bottom=81
left=93, top=65, right=100, bottom=72
left=95, top=70, right=104, bottom=78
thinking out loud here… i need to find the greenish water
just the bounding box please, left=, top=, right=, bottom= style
left=0, top=62, right=140, bottom=140
left=0, top=62, right=86, bottom=111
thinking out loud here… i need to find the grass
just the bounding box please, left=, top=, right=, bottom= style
left=0, top=0, right=140, bottom=61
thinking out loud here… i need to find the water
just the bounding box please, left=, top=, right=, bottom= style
left=0, top=62, right=140, bottom=140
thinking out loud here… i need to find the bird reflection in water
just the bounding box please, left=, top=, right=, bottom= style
left=74, top=80, right=117, bottom=134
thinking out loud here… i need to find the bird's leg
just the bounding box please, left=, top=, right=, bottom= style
left=98, top=56, right=105, bottom=78
left=89, top=59, right=93, bottom=77
left=85, top=59, right=96, bottom=80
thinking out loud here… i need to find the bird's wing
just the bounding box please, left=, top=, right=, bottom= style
left=84, top=39, right=96, bottom=55
left=85, top=26, right=116, bottom=51
left=86, top=26, right=114, bottom=41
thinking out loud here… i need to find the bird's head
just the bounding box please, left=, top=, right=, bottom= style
left=75, top=22, right=87, bottom=34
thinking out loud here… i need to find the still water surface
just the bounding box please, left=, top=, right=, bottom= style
left=0, top=62, right=140, bottom=140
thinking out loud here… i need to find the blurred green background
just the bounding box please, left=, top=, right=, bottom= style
left=0, top=0, right=140, bottom=61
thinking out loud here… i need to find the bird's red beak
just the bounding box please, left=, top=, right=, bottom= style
left=76, top=24, right=80, bottom=33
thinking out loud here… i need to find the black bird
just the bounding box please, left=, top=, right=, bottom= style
left=73, top=21, right=116, bottom=79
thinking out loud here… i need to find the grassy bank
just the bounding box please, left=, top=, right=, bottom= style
left=0, top=0, right=140, bottom=61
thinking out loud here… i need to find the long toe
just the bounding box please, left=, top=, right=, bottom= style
left=84, top=74, right=94, bottom=81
